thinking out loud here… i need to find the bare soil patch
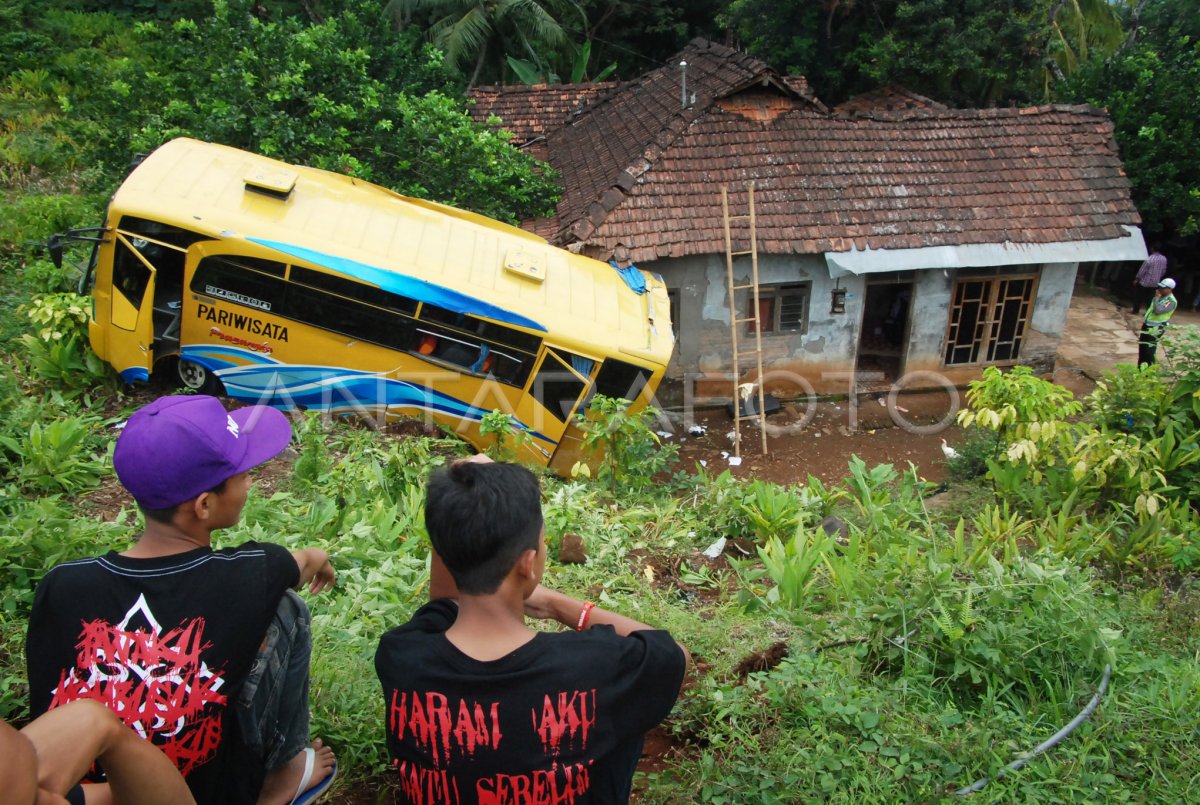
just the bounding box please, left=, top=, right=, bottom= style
left=672, top=388, right=962, bottom=486
left=669, top=367, right=1096, bottom=487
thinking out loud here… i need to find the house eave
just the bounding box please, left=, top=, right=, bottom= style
left=824, top=226, right=1147, bottom=277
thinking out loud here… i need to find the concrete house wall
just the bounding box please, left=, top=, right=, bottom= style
left=652, top=255, right=1082, bottom=400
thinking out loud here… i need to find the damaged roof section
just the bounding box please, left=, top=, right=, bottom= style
left=471, top=38, right=1140, bottom=266
left=469, top=82, right=620, bottom=159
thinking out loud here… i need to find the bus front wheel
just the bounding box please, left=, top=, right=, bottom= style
left=177, top=358, right=224, bottom=396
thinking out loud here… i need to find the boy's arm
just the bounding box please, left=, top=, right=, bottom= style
left=524, top=585, right=692, bottom=670
left=291, top=548, right=335, bottom=594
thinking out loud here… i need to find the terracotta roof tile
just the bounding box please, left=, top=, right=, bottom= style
left=478, top=40, right=1141, bottom=264
left=834, top=85, right=948, bottom=115
left=468, top=82, right=620, bottom=143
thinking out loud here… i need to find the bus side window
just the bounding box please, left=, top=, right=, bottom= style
left=418, top=304, right=540, bottom=387
left=291, top=266, right=417, bottom=315
left=413, top=324, right=485, bottom=371
left=593, top=359, right=652, bottom=403
left=285, top=283, right=416, bottom=352
left=192, top=257, right=286, bottom=312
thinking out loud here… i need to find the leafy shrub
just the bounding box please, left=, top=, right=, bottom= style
left=1088, top=362, right=1169, bottom=436
left=738, top=480, right=803, bottom=542
left=118, top=0, right=559, bottom=223
left=478, top=408, right=531, bottom=462
left=943, top=427, right=1004, bottom=481
left=0, top=193, right=104, bottom=248
left=13, top=293, right=110, bottom=389
left=20, top=291, right=87, bottom=341
left=290, top=411, right=332, bottom=492
left=575, top=394, right=678, bottom=493
left=0, top=413, right=107, bottom=495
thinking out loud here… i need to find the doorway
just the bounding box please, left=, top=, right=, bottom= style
left=857, top=280, right=913, bottom=382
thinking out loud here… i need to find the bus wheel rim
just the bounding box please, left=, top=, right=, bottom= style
left=179, top=360, right=206, bottom=389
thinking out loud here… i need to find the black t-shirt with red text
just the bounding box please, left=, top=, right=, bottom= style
left=26, top=542, right=299, bottom=805
left=375, top=599, right=687, bottom=805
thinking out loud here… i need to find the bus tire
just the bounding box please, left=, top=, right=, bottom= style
left=176, top=358, right=224, bottom=396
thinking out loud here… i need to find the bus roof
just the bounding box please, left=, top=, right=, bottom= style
left=111, top=138, right=673, bottom=365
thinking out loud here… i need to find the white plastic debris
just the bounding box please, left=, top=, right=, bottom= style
left=656, top=430, right=673, bottom=439
left=702, top=536, right=727, bottom=559
left=688, top=424, right=707, bottom=436
left=727, top=456, right=743, bottom=466
left=698, top=459, right=708, bottom=467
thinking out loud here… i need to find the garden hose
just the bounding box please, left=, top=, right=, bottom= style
left=953, top=664, right=1112, bottom=795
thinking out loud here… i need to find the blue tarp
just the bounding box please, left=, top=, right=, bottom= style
left=610, top=261, right=648, bottom=295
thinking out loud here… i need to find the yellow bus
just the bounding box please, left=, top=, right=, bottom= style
left=53, top=138, right=674, bottom=473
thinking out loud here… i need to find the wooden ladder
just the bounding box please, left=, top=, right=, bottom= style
left=722, top=182, right=769, bottom=458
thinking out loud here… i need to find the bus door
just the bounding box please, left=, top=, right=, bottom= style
left=530, top=349, right=597, bottom=475
left=100, top=219, right=204, bottom=384
left=546, top=356, right=660, bottom=476
left=104, top=230, right=161, bottom=383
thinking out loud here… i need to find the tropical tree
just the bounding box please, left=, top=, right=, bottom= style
left=389, top=0, right=585, bottom=88
left=0, top=0, right=560, bottom=223
left=1065, top=0, right=1200, bottom=235
left=720, top=0, right=1139, bottom=107
left=1045, top=0, right=1130, bottom=84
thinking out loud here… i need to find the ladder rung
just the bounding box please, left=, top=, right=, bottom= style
left=731, top=283, right=758, bottom=290
left=730, top=250, right=754, bottom=257
left=732, top=317, right=759, bottom=324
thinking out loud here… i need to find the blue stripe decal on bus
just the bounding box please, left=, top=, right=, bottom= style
left=180, top=346, right=557, bottom=446
left=248, top=238, right=547, bottom=332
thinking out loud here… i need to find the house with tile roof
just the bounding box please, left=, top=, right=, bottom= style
left=470, top=39, right=1145, bottom=401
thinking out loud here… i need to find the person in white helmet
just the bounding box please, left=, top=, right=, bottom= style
left=1138, top=278, right=1178, bottom=366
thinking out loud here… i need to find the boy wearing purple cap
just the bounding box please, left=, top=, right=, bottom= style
left=26, top=395, right=337, bottom=805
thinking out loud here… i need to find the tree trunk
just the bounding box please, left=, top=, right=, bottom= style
left=468, top=40, right=488, bottom=91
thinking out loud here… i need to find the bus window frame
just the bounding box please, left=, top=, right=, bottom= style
left=530, top=347, right=596, bottom=425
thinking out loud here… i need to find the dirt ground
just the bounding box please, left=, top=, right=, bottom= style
left=666, top=366, right=1097, bottom=487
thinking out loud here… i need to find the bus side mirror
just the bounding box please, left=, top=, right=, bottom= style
left=47, top=234, right=64, bottom=269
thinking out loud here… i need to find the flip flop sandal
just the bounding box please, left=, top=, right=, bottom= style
left=289, top=748, right=337, bottom=805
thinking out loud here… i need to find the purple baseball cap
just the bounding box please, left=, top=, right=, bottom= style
left=113, top=395, right=292, bottom=509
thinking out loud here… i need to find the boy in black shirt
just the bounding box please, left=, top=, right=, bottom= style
left=26, top=395, right=337, bottom=805
left=375, top=460, right=689, bottom=804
